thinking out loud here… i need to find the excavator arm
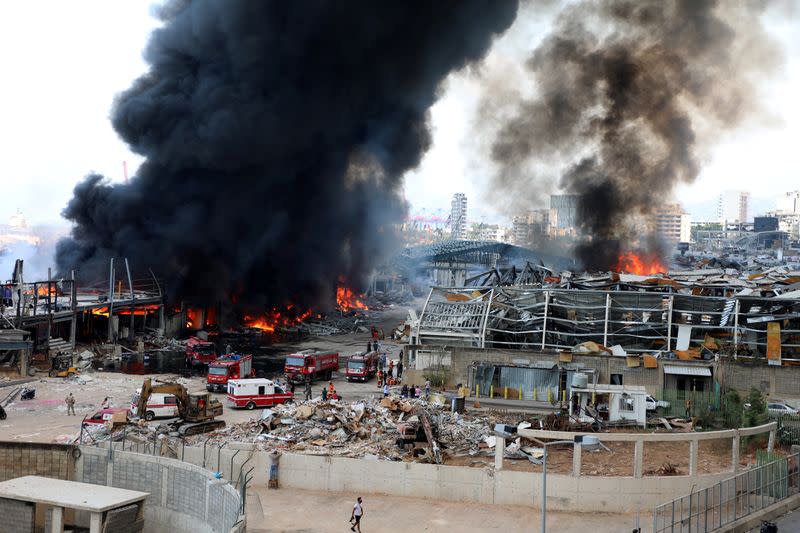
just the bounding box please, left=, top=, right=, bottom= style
left=136, top=378, right=190, bottom=419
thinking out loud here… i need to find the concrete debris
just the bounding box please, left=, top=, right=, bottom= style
left=78, top=396, right=498, bottom=463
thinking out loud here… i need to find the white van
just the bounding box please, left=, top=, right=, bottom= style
left=130, top=390, right=179, bottom=421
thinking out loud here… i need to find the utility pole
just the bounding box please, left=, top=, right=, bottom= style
left=107, top=259, right=115, bottom=343
left=69, top=270, right=77, bottom=349
left=125, top=258, right=135, bottom=342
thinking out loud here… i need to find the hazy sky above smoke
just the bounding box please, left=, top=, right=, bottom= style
left=1, top=1, right=798, bottom=229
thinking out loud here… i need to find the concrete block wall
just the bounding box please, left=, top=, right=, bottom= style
left=0, top=497, right=34, bottom=533
left=723, top=363, right=770, bottom=393
left=174, top=443, right=734, bottom=513
left=771, top=366, right=799, bottom=398
left=272, top=451, right=729, bottom=512
left=78, top=446, right=245, bottom=533
left=0, top=442, right=77, bottom=482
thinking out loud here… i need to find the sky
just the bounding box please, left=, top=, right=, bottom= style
left=2, top=1, right=798, bottom=229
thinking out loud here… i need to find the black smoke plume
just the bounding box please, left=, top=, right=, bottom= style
left=57, top=1, right=518, bottom=310
left=491, top=0, right=780, bottom=270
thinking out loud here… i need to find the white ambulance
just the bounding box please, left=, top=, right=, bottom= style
left=130, top=390, right=179, bottom=421
left=226, top=378, right=294, bottom=410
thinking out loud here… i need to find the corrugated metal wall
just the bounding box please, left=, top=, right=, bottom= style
left=499, top=367, right=558, bottom=397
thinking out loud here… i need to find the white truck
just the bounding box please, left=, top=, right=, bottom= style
left=645, top=395, right=671, bottom=412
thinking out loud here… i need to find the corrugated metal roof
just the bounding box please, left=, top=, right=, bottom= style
left=664, top=365, right=711, bottom=377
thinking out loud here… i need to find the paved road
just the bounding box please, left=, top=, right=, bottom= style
left=748, top=508, right=800, bottom=532
left=771, top=507, right=800, bottom=531
left=246, top=487, right=637, bottom=532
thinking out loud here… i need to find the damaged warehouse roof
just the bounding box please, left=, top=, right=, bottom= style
left=415, top=265, right=800, bottom=362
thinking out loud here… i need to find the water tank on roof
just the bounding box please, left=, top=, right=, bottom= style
left=571, top=373, right=588, bottom=389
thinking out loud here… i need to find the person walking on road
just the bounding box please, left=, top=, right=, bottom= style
left=350, top=496, right=363, bottom=532
left=65, top=393, right=76, bottom=416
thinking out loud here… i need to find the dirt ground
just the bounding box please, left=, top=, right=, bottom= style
left=446, top=434, right=754, bottom=476
left=247, top=487, right=639, bottom=533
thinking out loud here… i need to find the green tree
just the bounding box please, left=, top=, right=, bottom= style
left=721, top=390, right=743, bottom=428
left=743, top=387, right=768, bottom=428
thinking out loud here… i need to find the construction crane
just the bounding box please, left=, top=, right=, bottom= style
left=134, top=378, right=225, bottom=436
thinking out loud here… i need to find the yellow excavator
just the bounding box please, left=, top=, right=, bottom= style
left=134, top=378, right=225, bottom=436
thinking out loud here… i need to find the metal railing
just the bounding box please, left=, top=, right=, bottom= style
left=774, top=414, right=800, bottom=446
left=656, top=389, right=721, bottom=419
left=653, top=452, right=799, bottom=532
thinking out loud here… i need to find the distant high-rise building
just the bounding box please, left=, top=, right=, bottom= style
left=512, top=210, right=548, bottom=246
left=653, top=204, right=691, bottom=243
left=449, top=193, right=467, bottom=240
left=776, top=191, right=800, bottom=215
left=767, top=191, right=800, bottom=239
left=549, top=194, right=578, bottom=235
left=717, top=190, right=750, bottom=224
left=469, top=223, right=502, bottom=242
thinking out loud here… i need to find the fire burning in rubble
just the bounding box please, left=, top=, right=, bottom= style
left=244, top=308, right=313, bottom=333
left=614, top=251, right=666, bottom=276
left=336, top=286, right=368, bottom=312
left=36, top=285, right=59, bottom=297
left=186, top=307, right=203, bottom=329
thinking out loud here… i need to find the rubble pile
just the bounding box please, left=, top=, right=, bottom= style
left=185, top=396, right=493, bottom=462
left=78, top=396, right=497, bottom=464
left=297, top=310, right=383, bottom=337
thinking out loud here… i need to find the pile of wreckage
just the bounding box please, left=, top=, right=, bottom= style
left=416, top=261, right=800, bottom=360
left=76, top=395, right=506, bottom=465
left=295, top=310, right=383, bottom=337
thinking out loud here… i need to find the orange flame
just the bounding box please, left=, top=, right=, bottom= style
left=36, top=285, right=58, bottom=297
left=336, top=286, right=368, bottom=312
left=186, top=307, right=202, bottom=329
left=90, top=304, right=161, bottom=317
left=614, top=251, right=666, bottom=275
left=205, top=307, right=217, bottom=327
left=244, top=308, right=312, bottom=332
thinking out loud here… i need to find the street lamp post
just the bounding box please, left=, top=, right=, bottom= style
left=541, top=437, right=599, bottom=533
left=540, top=439, right=573, bottom=533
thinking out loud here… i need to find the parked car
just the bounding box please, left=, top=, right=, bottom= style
left=767, top=403, right=798, bottom=417
left=645, top=395, right=670, bottom=412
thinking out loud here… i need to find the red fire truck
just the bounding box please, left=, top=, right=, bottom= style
left=206, top=354, right=254, bottom=392
left=345, top=351, right=378, bottom=382
left=186, top=336, right=217, bottom=366
left=284, top=349, right=339, bottom=383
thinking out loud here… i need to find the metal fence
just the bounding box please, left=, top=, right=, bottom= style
left=774, top=414, right=800, bottom=446
left=657, top=389, right=721, bottom=419
left=653, top=452, right=799, bottom=532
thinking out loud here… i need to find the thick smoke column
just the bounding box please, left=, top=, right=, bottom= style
left=491, top=0, right=779, bottom=270
left=57, top=1, right=518, bottom=310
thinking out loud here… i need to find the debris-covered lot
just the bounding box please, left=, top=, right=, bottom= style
left=2, top=369, right=746, bottom=477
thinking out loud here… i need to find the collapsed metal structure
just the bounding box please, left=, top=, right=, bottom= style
left=415, top=285, right=800, bottom=361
